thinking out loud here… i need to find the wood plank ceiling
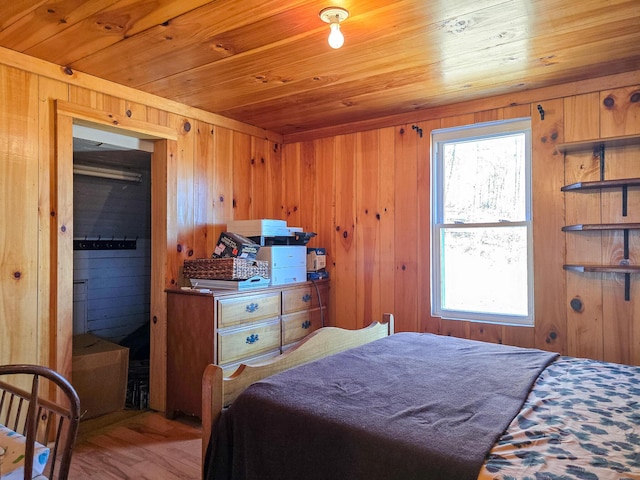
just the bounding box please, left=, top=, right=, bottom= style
left=1, top=0, right=639, bottom=137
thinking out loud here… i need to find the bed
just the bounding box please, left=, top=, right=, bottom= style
left=201, top=314, right=640, bottom=480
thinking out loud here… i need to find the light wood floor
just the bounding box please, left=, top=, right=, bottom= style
left=69, top=410, right=202, bottom=480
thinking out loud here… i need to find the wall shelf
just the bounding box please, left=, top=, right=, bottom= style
left=561, top=178, right=640, bottom=192
left=564, top=265, right=640, bottom=274
left=563, top=265, right=640, bottom=301
left=556, top=134, right=640, bottom=153
left=562, top=223, right=640, bottom=231
left=560, top=134, right=640, bottom=301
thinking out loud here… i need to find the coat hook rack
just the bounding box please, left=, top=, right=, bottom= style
left=537, top=104, right=545, bottom=120
left=73, top=236, right=137, bottom=251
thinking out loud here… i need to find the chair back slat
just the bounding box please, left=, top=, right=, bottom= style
left=9, top=396, right=25, bottom=433
left=0, top=365, right=80, bottom=480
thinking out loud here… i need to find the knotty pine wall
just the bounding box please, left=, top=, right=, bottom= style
left=282, top=76, right=640, bottom=365
left=0, top=43, right=639, bottom=414
left=0, top=47, right=284, bottom=406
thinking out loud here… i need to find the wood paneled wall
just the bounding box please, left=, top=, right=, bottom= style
left=0, top=47, right=284, bottom=409
left=1, top=41, right=639, bottom=420
left=283, top=81, right=640, bottom=363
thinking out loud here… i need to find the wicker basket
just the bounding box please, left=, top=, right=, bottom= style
left=183, top=258, right=270, bottom=280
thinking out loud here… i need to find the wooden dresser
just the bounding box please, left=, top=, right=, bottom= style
left=165, top=280, right=329, bottom=418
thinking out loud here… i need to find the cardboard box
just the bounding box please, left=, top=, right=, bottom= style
left=307, top=247, right=326, bottom=271
left=212, top=232, right=260, bottom=259
left=226, top=219, right=289, bottom=237
left=72, top=334, right=129, bottom=420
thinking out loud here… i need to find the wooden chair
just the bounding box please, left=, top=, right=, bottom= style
left=0, top=364, right=80, bottom=480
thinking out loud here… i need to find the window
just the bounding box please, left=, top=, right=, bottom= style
left=431, top=118, right=533, bottom=326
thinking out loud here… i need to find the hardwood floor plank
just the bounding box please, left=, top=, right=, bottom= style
left=70, top=411, right=202, bottom=480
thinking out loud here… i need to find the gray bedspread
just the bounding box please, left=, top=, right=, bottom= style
left=205, top=332, right=558, bottom=480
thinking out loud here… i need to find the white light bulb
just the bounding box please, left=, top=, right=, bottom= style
left=328, top=23, right=344, bottom=49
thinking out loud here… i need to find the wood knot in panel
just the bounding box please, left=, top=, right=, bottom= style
left=441, top=18, right=474, bottom=34
left=603, top=96, right=615, bottom=108
left=212, top=44, right=233, bottom=54
left=570, top=297, right=584, bottom=312
left=539, top=55, right=557, bottom=66
left=95, top=18, right=126, bottom=33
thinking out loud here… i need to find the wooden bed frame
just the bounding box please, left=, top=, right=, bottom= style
left=201, top=313, right=394, bottom=468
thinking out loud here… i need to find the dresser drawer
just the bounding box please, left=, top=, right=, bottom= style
left=217, top=292, right=281, bottom=327
left=217, top=318, right=281, bottom=364
left=282, top=284, right=328, bottom=314
left=281, top=307, right=325, bottom=346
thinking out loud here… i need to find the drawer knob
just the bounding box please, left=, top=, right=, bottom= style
left=301, top=320, right=311, bottom=329
left=302, top=294, right=312, bottom=303
left=245, top=302, right=259, bottom=313
left=246, top=334, right=260, bottom=344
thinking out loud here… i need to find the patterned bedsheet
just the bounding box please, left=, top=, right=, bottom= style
left=479, top=357, right=640, bottom=480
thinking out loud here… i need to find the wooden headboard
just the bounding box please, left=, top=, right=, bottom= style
left=201, top=313, right=394, bottom=470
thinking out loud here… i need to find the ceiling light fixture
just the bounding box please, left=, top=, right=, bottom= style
left=319, top=7, right=349, bottom=49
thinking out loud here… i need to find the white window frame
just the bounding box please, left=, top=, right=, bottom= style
left=431, top=118, right=534, bottom=326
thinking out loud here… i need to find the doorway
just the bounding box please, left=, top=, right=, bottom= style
left=72, top=126, right=153, bottom=413
left=56, top=101, right=178, bottom=412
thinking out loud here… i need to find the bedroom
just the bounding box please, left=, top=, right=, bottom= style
left=0, top=1, right=638, bottom=479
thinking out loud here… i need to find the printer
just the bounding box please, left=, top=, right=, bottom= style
left=256, top=246, right=306, bottom=286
